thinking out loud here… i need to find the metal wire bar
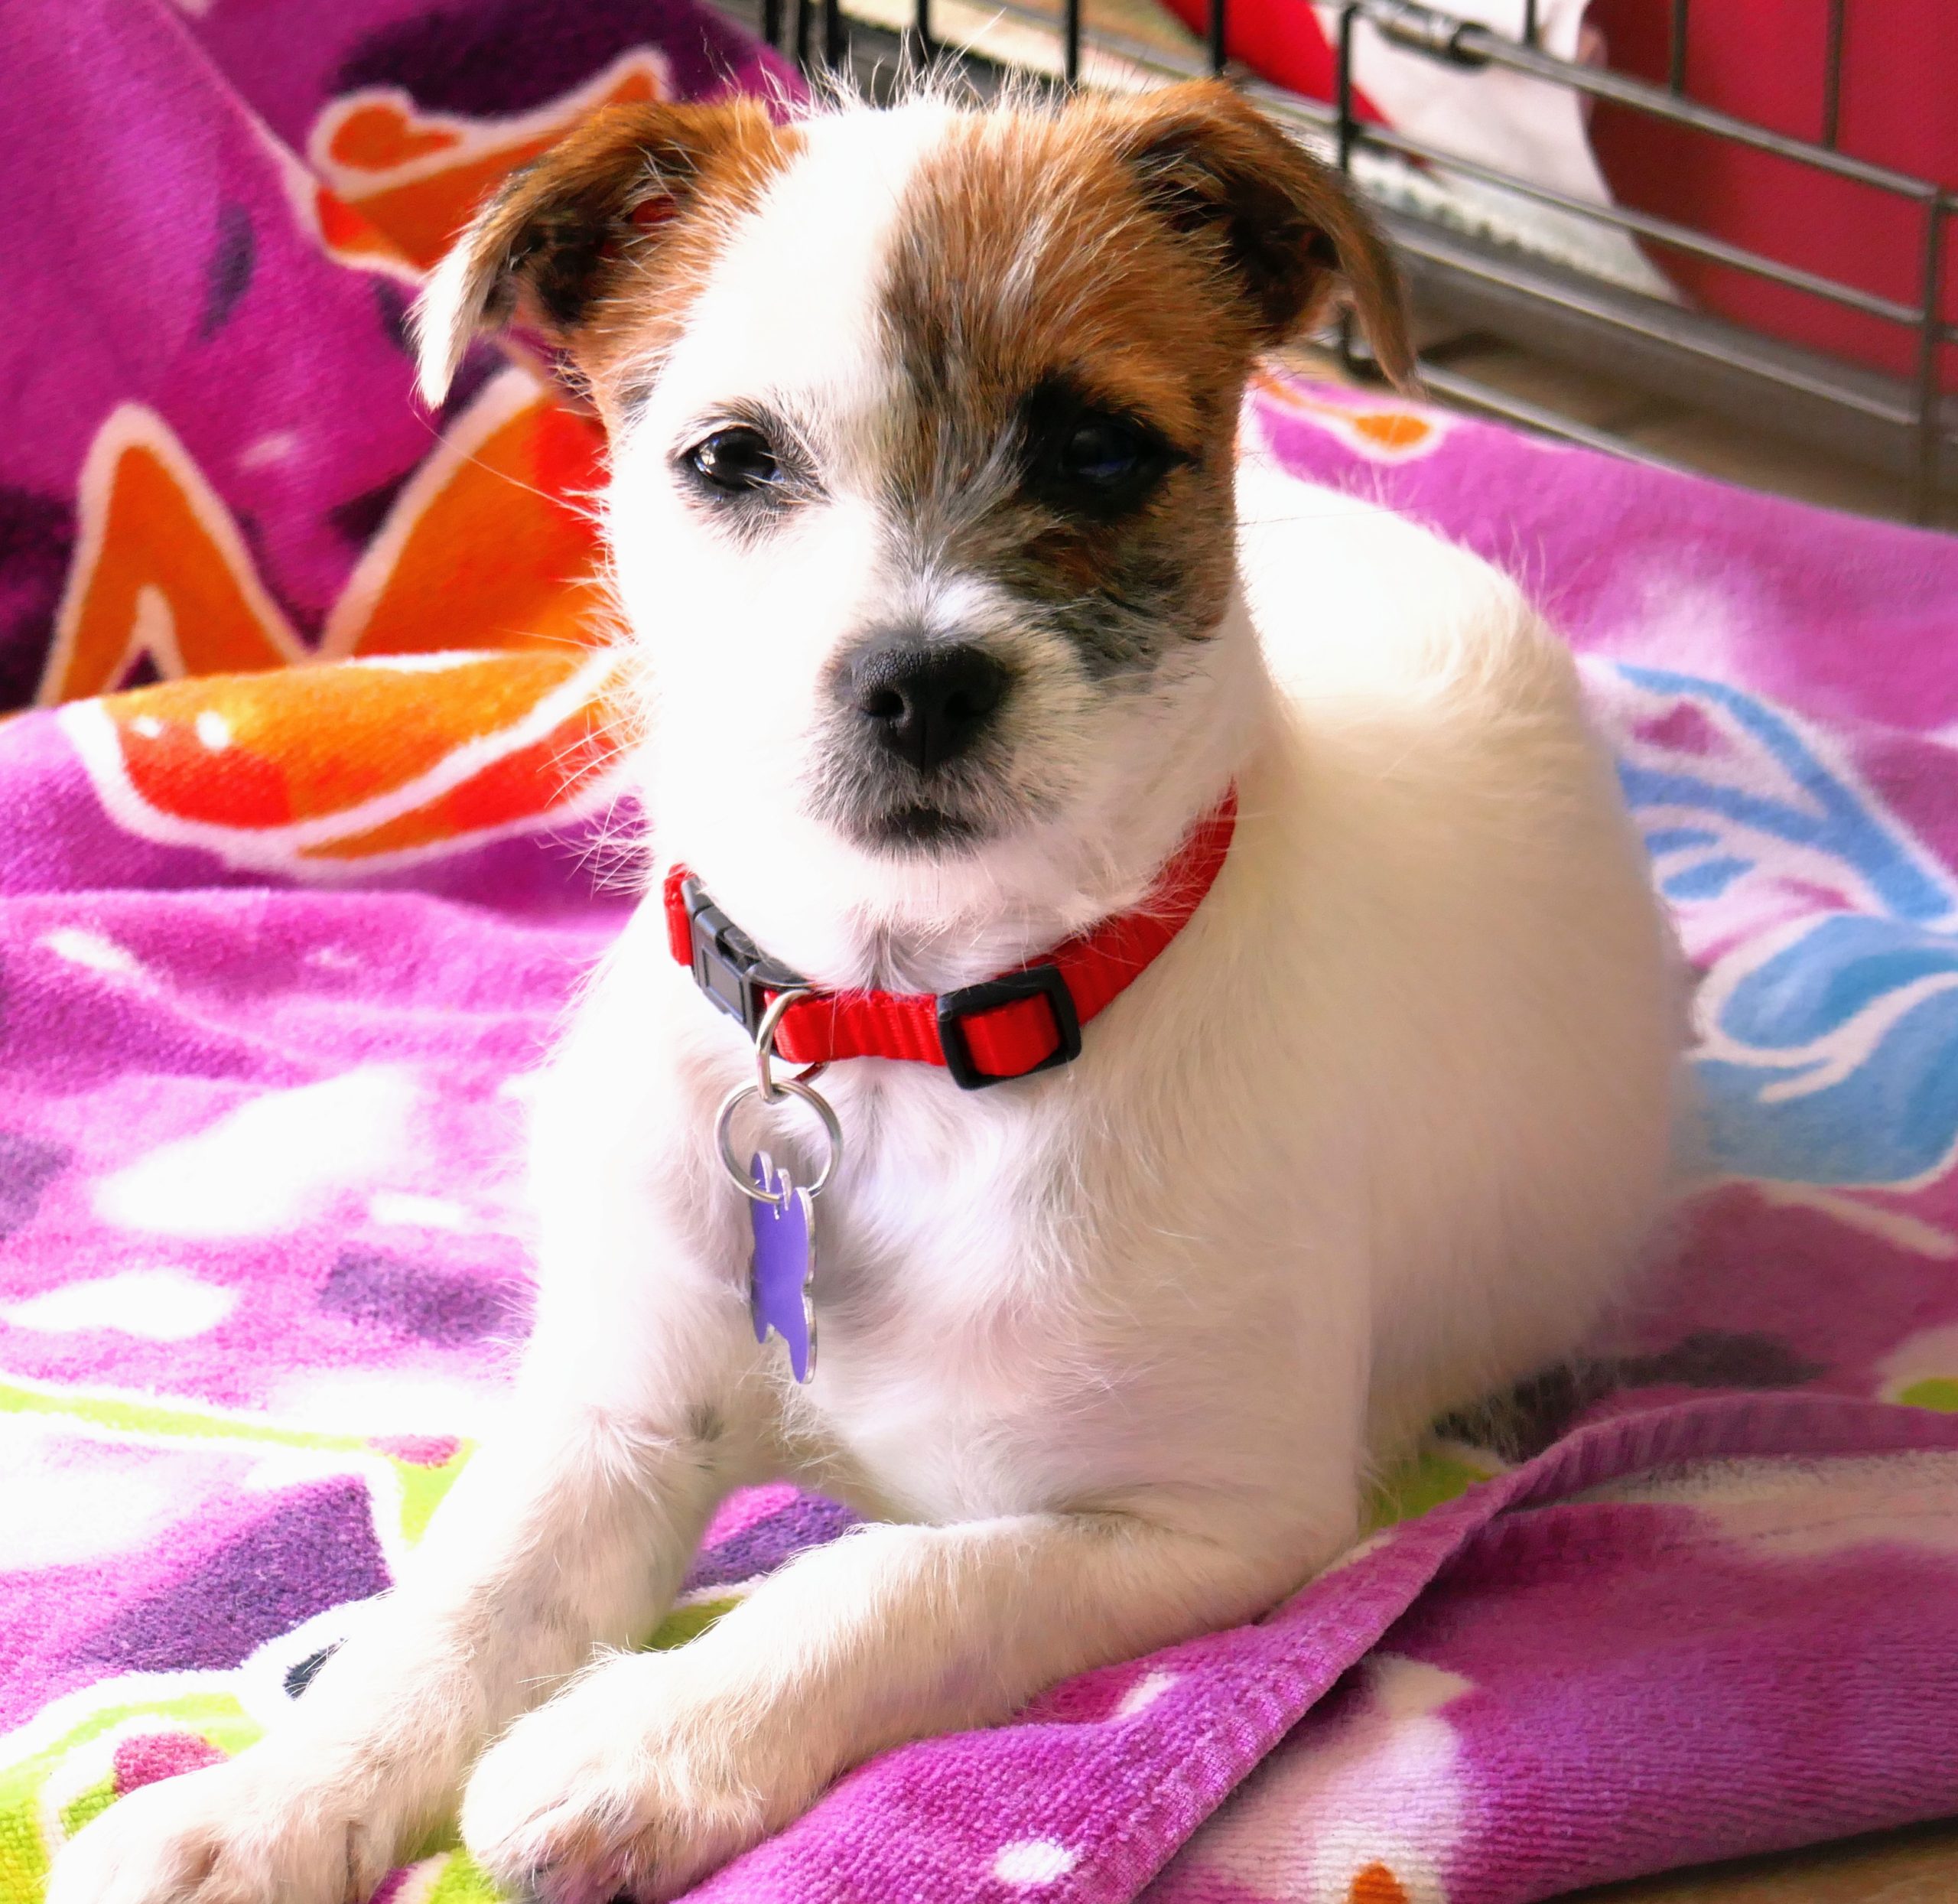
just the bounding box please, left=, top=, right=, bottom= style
left=1520, top=0, right=1537, bottom=47
left=1418, top=363, right=1693, bottom=468
left=957, top=0, right=1218, bottom=80
left=1667, top=0, right=1689, bottom=93
left=1914, top=198, right=1950, bottom=516
left=961, top=0, right=1931, bottom=206
left=1386, top=216, right=1931, bottom=428
left=1062, top=0, right=1080, bottom=83
left=1350, top=118, right=1929, bottom=327
left=912, top=0, right=933, bottom=61
left=1336, top=3, right=1359, bottom=174
left=1822, top=0, right=1846, bottom=148
left=1371, top=3, right=1482, bottom=62
left=1208, top=0, right=1228, bottom=76
left=1361, top=2, right=1930, bottom=198
left=763, top=0, right=784, bottom=50
left=824, top=0, right=843, bottom=66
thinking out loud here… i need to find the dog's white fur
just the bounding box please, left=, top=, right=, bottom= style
left=54, top=98, right=1681, bottom=1904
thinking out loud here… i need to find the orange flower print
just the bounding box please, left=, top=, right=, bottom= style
left=44, top=369, right=625, bottom=869
left=1349, top=1862, right=1414, bottom=1904
left=60, top=646, right=631, bottom=873
left=304, top=50, right=673, bottom=277
left=317, top=369, right=610, bottom=662
left=41, top=371, right=610, bottom=708
left=1251, top=371, right=1453, bottom=464
left=40, top=407, right=308, bottom=706
left=28, top=41, right=685, bottom=875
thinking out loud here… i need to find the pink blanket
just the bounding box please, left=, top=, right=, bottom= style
left=5, top=6, right=1958, bottom=1902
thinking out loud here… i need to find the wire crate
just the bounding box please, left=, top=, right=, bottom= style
left=722, top=0, right=1955, bottom=522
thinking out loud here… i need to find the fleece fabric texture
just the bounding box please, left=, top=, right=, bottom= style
left=5, top=4, right=1958, bottom=1901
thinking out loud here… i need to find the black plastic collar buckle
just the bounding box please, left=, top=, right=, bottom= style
left=679, top=876, right=807, bottom=1038
left=935, top=963, right=1082, bottom=1091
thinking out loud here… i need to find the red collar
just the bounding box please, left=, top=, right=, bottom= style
left=662, top=793, right=1237, bottom=1090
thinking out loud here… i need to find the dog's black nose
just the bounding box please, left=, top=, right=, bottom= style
left=848, top=641, right=1007, bottom=774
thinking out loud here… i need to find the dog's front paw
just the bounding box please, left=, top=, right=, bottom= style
left=461, top=1654, right=814, bottom=1904
left=47, top=1756, right=389, bottom=1904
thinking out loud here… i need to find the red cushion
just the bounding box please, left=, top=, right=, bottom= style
left=1158, top=0, right=1385, bottom=122
left=1588, top=0, right=1956, bottom=392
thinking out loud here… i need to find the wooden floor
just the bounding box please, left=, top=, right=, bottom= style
left=1408, top=330, right=1957, bottom=532
left=1283, top=328, right=1958, bottom=531
left=1564, top=1818, right=1958, bottom=1903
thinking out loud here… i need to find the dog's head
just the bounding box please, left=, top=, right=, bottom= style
left=415, top=83, right=1407, bottom=959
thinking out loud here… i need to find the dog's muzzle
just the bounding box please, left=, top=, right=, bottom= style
left=844, top=637, right=1010, bottom=776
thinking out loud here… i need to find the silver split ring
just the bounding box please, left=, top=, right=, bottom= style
left=753, top=987, right=828, bottom=1102
left=714, top=1076, right=844, bottom=1204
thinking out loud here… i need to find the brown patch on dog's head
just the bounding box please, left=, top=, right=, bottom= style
left=856, top=82, right=1410, bottom=682
left=410, top=99, right=798, bottom=418
left=1101, top=81, right=1413, bottom=382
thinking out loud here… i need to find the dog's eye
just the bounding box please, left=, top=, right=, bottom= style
left=1024, top=399, right=1177, bottom=516
left=685, top=426, right=782, bottom=495
left=1057, top=415, right=1151, bottom=488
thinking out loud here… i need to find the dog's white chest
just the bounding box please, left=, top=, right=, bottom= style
left=763, top=1069, right=1112, bottom=1519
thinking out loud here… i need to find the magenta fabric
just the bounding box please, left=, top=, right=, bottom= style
left=5, top=6, right=1958, bottom=1901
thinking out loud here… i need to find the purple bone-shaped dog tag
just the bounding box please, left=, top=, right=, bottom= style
left=749, top=1151, right=817, bottom=1382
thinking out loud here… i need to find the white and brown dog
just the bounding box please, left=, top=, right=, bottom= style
left=54, top=79, right=1682, bottom=1904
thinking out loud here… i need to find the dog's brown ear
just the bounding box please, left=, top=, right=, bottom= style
left=411, top=99, right=782, bottom=405
left=1101, top=81, right=1414, bottom=388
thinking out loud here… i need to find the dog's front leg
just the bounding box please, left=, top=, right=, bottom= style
left=48, top=1391, right=730, bottom=1904
left=461, top=1505, right=1329, bottom=1902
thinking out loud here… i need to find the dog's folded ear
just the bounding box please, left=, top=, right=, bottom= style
left=410, top=99, right=780, bottom=407
left=1101, top=81, right=1415, bottom=389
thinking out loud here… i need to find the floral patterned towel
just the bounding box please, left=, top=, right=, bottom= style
left=5, top=5, right=1958, bottom=1903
